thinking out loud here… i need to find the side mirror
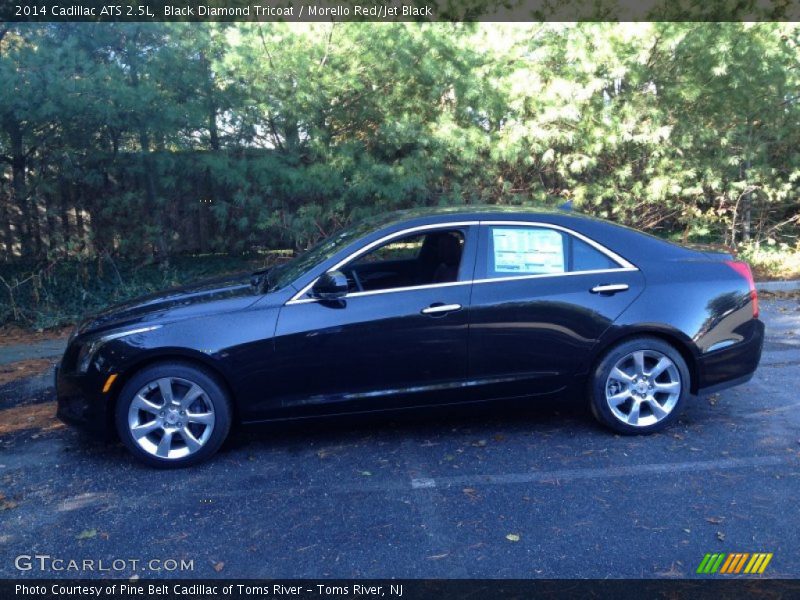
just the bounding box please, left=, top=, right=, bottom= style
left=311, top=270, right=349, bottom=300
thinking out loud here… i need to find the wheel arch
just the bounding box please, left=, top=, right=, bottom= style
left=591, top=327, right=700, bottom=394
left=104, top=348, right=240, bottom=434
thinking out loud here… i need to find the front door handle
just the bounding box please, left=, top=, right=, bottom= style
left=590, top=284, right=629, bottom=294
left=421, top=303, right=462, bottom=315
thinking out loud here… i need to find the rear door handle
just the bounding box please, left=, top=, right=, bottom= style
left=421, top=303, right=462, bottom=315
left=590, top=284, right=629, bottom=294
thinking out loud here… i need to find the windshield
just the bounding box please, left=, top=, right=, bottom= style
left=265, top=219, right=380, bottom=292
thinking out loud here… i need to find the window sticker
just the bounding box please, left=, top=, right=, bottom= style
left=492, top=228, right=565, bottom=274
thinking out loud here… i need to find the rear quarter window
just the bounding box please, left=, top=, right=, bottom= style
left=572, top=237, right=620, bottom=271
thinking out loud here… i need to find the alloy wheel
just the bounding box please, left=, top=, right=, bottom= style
left=604, top=350, right=681, bottom=427
left=127, top=377, right=216, bottom=460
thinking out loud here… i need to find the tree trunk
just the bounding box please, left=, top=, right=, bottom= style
left=0, top=184, right=13, bottom=258
left=74, top=204, right=85, bottom=249
left=741, top=126, right=753, bottom=243
left=741, top=192, right=752, bottom=243
left=7, top=118, right=35, bottom=257
left=45, top=193, right=60, bottom=253
left=31, top=194, right=43, bottom=256
left=59, top=177, right=72, bottom=249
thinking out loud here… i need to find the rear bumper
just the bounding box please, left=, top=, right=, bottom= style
left=695, top=319, right=764, bottom=395
left=55, top=364, right=115, bottom=439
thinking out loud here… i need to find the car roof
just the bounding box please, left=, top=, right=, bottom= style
left=365, top=204, right=700, bottom=263
left=376, top=204, right=564, bottom=224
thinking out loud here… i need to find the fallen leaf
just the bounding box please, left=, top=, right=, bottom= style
left=462, top=487, right=478, bottom=499
left=76, top=529, right=97, bottom=540
left=0, top=499, right=18, bottom=511
left=716, top=531, right=726, bottom=541
left=212, top=561, right=224, bottom=572
left=360, top=471, right=372, bottom=476
left=506, top=533, right=520, bottom=542
left=705, top=517, right=724, bottom=524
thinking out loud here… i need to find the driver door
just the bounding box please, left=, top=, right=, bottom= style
left=259, top=225, right=477, bottom=418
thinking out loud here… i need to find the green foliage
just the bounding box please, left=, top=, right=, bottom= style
left=0, top=23, right=799, bottom=323
left=738, top=241, right=800, bottom=281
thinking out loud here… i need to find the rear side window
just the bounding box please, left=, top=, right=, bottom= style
left=491, top=227, right=565, bottom=275
left=486, top=226, right=621, bottom=278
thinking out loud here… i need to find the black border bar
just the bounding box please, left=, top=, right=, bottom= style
left=2, top=0, right=800, bottom=22
left=5, top=579, right=800, bottom=600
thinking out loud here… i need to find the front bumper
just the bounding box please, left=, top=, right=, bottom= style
left=55, top=364, right=115, bottom=439
left=695, top=319, right=765, bottom=395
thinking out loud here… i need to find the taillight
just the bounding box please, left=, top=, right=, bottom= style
left=725, top=260, right=759, bottom=319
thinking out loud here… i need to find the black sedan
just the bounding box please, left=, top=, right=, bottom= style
left=56, top=207, right=764, bottom=467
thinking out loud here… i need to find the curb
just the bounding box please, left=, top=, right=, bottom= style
left=756, top=280, right=800, bottom=293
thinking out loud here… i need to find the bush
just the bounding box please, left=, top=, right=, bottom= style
left=738, top=243, right=800, bottom=281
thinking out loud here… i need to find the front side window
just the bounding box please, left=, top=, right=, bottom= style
left=266, top=214, right=399, bottom=292
left=342, top=229, right=465, bottom=293
left=485, top=226, right=621, bottom=279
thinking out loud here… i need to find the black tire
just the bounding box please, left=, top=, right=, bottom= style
left=115, top=361, right=232, bottom=468
left=588, top=336, right=690, bottom=435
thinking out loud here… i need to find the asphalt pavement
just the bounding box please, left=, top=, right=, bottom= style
left=0, top=298, right=798, bottom=579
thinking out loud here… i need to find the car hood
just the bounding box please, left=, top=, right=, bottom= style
left=76, top=271, right=263, bottom=337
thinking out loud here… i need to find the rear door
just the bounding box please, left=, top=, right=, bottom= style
left=468, top=222, right=645, bottom=398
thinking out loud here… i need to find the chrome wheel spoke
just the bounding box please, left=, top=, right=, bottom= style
left=156, top=430, right=174, bottom=457
left=180, top=384, right=205, bottom=410
left=654, top=381, right=680, bottom=394
left=157, top=378, right=175, bottom=405
left=187, top=411, right=213, bottom=426
left=131, top=420, right=160, bottom=439
left=607, top=390, right=630, bottom=407
left=610, top=366, right=634, bottom=384
left=649, top=357, right=671, bottom=378
left=627, top=401, right=641, bottom=425
left=131, top=394, right=161, bottom=415
left=181, top=427, right=202, bottom=452
left=648, top=399, right=669, bottom=420
left=633, top=351, right=646, bottom=378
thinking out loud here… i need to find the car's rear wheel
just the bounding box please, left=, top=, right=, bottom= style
left=589, top=337, right=689, bottom=434
left=115, top=362, right=231, bottom=468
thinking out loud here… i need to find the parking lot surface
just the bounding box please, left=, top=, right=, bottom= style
left=1, top=298, right=798, bottom=579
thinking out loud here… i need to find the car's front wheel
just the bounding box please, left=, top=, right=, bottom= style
left=115, top=361, right=232, bottom=468
left=589, top=337, right=689, bottom=434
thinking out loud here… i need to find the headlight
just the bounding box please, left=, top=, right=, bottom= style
left=76, top=325, right=162, bottom=373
